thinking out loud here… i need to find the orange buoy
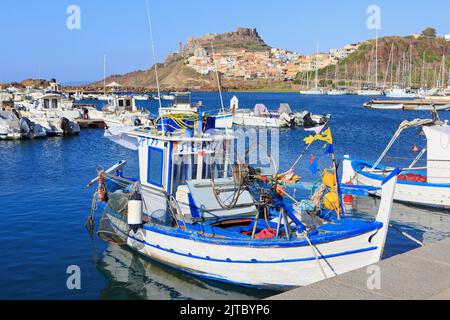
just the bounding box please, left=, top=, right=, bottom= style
left=343, top=181, right=354, bottom=210
left=412, top=144, right=419, bottom=153
left=98, top=174, right=106, bottom=203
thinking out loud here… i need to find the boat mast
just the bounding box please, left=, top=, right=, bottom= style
left=383, top=42, right=394, bottom=88
left=421, top=52, right=425, bottom=88
left=375, top=29, right=378, bottom=87
left=409, top=44, right=413, bottom=88
left=315, top=41, right=319, bottom=90
left=145, top=0, right=164, bottom=133
left=103, top=54, right=106, bottom=95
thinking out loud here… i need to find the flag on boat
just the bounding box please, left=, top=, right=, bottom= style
left=309, top=153, right=319, bottom=175
left=325, top=144, right=334, bottom=154
left=304, top=125, right=325, bottom=135
left=304, top=128, right=333, bottom=146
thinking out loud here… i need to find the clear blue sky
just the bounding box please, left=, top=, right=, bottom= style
left=1, top=0, right=449, bottom=83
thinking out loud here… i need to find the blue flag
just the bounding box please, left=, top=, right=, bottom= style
left=325, top=144, right=334, bottom=155
left=309, top=160, right=319, bottom=175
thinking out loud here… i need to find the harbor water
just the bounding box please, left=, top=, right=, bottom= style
left=1, top=93, right=449, bottom=300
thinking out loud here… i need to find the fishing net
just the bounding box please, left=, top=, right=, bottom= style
left=97, top=190, right=131, bottom=245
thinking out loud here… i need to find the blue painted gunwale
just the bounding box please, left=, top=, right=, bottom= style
left=99, top=201, right=382, bottom=249
left=107, top=215, right=378, bottom=265
left=350, top=159, right=450, bottom=188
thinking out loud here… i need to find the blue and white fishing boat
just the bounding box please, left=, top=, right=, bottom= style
left=159, top=92, right=233, bottom=130
left=342, top=114, right=450, bottom=209
left=88, top=107, right=400, bottom=290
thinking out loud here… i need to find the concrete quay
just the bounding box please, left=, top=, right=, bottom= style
left=268, top=239, right=450, bottom=300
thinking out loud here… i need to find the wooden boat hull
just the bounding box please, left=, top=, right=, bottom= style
left=104, top=207, right=385, bottom=289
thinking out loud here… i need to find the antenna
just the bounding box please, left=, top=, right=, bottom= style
left=211, top=43, right=226, bottom=116
left=103, top=54, right=106, bottom=95
left=145, top=0, right=164, bottom=133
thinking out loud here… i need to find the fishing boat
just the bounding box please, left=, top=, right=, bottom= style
left=159, top=92, right=233, bottom=130
left=342, top=113, right=450, bottom=209
left=87, top=110, right=400, bottom=290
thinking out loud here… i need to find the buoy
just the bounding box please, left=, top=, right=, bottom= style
left=323, top=192, right=339, bottom=211
left=322, top=169, right=336, bottom=191
left=128, top=193, right=143, bottom=232
left=343, top=181, right=354, bottom=211
left=412, top=144, right=419, bottom=153
left=98, top=174, right=107, bottom=203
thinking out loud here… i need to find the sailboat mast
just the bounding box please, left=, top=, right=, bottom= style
left=421, top=52, right=425, bottom=88
left=409, top=44, right=413, bottom=88
left=103, top=54, right=106, bottom=95
left=375, top=29, right=379, bottom=87
left=315, top=41, right=319, bottom=89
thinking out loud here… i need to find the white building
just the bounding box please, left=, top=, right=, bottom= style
left=445, top=34, right=450, bottom=42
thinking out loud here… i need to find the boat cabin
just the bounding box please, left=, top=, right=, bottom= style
left=107, top=96, right=140, bottom=113
left=38, top=93, right=64, bottom=110
left=160, top=92, right=197, bottom=115
left=126, top=128, right=257, bottom=224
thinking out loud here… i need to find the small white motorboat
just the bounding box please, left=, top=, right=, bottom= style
left=299, top=89, right=326, bottom=95
left=327, top=89, right=350, bottom=96
left=101, top=95, right=151, bottom=128
left=0, top=109, right=47, bottom=140
left=0, top=110, right=22, bottom=140
left=385, top=86, right=418, bottom=99
left=19, top=93, right=81, bottom=136
left=357, top=88, right=385, bottom=96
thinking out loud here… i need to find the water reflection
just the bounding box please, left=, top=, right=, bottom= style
left=96, top=244, right=275, bottom=300
left=350, top=197, right=450, bottom=258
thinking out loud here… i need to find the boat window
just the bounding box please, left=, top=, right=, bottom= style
left=125, top=99, right=132, bottom=112
left=147, top=147, right=164, bottom=187
left=118, top=99, right=124, bottom=107
left=51, top=99, right=58, bottom=109
left=172, top=152, right=230, bottom=194
left=43, top=99, right=49, bottom=109
left=172, top=154, right=198, bottom=193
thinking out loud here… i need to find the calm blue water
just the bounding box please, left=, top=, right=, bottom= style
left=1, top=93, right=449, bottom=300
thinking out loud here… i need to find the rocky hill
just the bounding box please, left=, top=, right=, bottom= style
left=93, top=27, right=274, bottom=90
left=183, top=27, right=269, bottom=54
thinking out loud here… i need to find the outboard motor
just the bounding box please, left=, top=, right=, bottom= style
left=60, top=117, right=72, bottom=136
left=302, top=113, right=316, bottom=128
left=12, top=109, right=21, bottom=120
left=134, top=117, right=142, bottom=127
left=19, top=117, right=35, bottom=139
left=61, top=117, right=79, bottom=136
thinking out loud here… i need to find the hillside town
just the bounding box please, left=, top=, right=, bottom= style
left=184, top=43, right=361, bottom=81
